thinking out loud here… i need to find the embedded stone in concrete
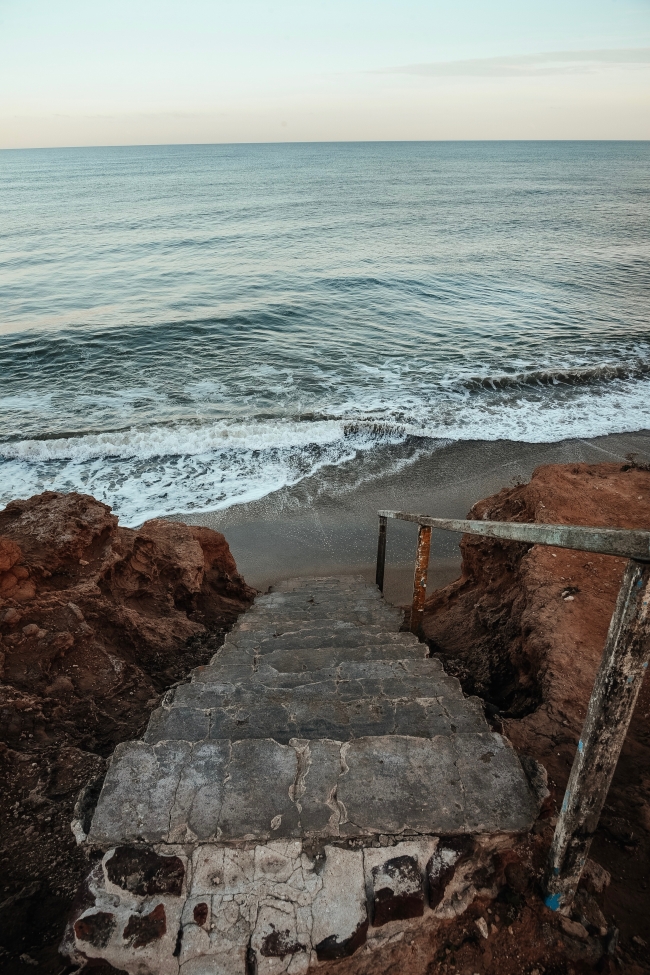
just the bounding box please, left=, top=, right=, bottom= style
left=105, top=846, right=185, bottom=897
left=73, top=911, right=116, bottom=949
left=123, top=902, right=167, bottom=948
left=426, top=837, right=474, bottom=909
left=370, top=855, right=425, bottom=926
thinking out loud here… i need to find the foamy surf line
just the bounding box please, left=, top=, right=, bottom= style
left=2, top=378, right=650, bottom=526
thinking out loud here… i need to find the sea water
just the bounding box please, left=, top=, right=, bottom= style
left=1, top=141, right=649, bottom=525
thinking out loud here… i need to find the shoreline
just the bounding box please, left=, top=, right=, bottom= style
left=171, top=429, right=650, bottom=604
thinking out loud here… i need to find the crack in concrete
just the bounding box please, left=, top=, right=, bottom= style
left=288, top=741, right=311, bottom=814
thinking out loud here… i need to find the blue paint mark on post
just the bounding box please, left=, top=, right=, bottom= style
left=544, top=892, right=562, bottom=911
left=578, top=740, right=583, bottom=753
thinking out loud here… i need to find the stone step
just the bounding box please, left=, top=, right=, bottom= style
left=87, top=732, right=538, bottom=848
left=235, top=603, right=403, bottom=632
left=144, top=674, right=488, bottom=744
left=179, top=661, right=475, bottom=704
left=226, top=623, right=418, bottom=651
left=271, top=574, right=369, bottom=591
left=71, top=576, right=542, bottom=975
left=201, top=641, right=427, bottom=683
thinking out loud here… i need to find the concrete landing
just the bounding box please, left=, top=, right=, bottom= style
left=66, top=576, right=542, bottom=974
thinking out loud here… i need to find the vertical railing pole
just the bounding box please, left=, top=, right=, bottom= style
left=410, top=524, right=432, bottom=633
left=544, top=559, right=650, bottom=911
left=376, top=516, right=387, bottom=592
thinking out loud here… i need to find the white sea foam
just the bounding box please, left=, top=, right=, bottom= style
left=2, top=376, right=650, bottom=526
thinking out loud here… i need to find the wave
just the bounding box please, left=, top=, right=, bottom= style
left=2, top=373, right=650, bottom=525
left=458, top=360, right=650, bottom=392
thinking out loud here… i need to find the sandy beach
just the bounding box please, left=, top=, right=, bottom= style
left=174, top=430, right=650, bottom=603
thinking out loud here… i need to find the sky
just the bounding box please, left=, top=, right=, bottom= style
left=1, top=0, right=649, bottom=148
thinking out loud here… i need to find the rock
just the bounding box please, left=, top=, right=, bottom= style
left=370, top=855, right=425, bottom=926
left=426, top=837, right=473, bottom=909
left=74, top=911, right=117, bottom=948
left=18, top=954, right=39, bottom=966
left=123, top=903, right=167, bottom=948
left=104, top=846, right=185, bottom=897
left=572, top=889, right=607, bottom=931
left=581, top=858, right=611, bottom=895
left=605, top=926, right=619, bottom=955
left=475, top=917, right=489, bottom=939
left=559, top=916, right=589, bottom=940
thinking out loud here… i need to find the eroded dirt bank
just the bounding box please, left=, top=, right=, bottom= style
left=0, top=492, right=255, bottom=971
left=419, top=461, right=650, bottom=970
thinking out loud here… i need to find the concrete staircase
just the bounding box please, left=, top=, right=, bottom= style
left=66, top=577, right=540, bottom=974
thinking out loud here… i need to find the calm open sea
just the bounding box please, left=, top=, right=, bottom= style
left=1, top=142, right=649, bottom=525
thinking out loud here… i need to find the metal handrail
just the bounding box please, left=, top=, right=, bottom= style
left=375, top=507, right=650, bottom=914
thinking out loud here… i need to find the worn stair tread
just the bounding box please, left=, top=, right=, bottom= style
left=144, top=677, right=488, bottom=743
left=85, top=576, right=539, bottom=856
left=197, top=642, right=427, bottom=682
left=226, top=625, right=418, bottom=651
left=271, top=574, right=369, bottom=590
left=87, top=731, right=538, bottom=847
left=172, top=657, right=466, bottom=707
left=236, top=610, right=402, bottom=631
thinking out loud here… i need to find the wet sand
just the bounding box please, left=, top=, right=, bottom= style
left=174, top=431, right=650, bottom=605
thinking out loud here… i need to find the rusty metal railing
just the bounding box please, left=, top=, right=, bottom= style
left=376, top=509, right=650, bottom=913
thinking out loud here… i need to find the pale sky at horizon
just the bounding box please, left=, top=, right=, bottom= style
left=1, top=0, right=649, bottom=148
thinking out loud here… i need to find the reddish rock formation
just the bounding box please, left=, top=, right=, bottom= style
left=0, top=491, right=254, bottom=970
left=422, top=461, right=650, bottom=951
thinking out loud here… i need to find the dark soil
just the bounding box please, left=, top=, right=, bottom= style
left=0, top=492, right=254, bottom=973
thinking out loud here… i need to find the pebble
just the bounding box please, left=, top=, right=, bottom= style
left=475, top=917, right=489, bottom=939
left=560, top=916, right=589, bottom=940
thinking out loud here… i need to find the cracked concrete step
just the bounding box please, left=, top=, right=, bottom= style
left=144, top=675, right=488, bottom=744
left=87, top=732, right=539, bottom=848
left=192, top=654, right=459, bottom=687
left=199, top=641, right=427, bottom=682
left=72, top=576, right=543, bottom=975
left=177, top=661, right=468, bottom=699
left=236, top=610, right=402, bottom=631
left=271, top=574, right=369, bottom=591
left=238, top=590, right=401, bottom=619
left=226, top=623, right=418, bottom=651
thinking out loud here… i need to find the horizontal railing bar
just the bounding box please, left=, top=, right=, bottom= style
left=377, top=511, right=650, bottom=562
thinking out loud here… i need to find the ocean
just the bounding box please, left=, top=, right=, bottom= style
left=1, top=141, right=649, bottom=526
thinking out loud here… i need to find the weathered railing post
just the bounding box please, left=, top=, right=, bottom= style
left=376, top=515, right=387, bottom=592
left=410, top=524, right=432, bottom=633
left=544, top=558, right=650, bottom=911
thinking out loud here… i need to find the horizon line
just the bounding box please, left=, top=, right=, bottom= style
left=3, top=137, right=650, bottom=153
